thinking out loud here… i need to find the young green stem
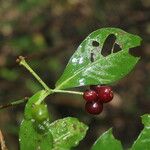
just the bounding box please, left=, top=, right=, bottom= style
left=35, top=90, right=52, bottom=105
left=0, top=89, right=83, bottom=109
left=14, top=56, right=83, bottom=107
left=53, top=89, right=83, bottom=95
left=17, top=56, right=51, bottom=92
left=0, top=97, right=28, bottom=109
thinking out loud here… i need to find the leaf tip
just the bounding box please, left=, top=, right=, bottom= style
left=141, top=114, right=150, bottom=126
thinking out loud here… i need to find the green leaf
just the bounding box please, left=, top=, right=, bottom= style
left=49, top=117, right=88, bottom=150
left=91, top=128, right=123, bottom=150
left=19, top=90, right=53, bottom=150
left=131, top=114, right=150, bottom=150
left=141, top=114, right=150, bottom=126
left=19, top=120, right=53, bottom=150
left=56, top=28, right=142, bottom=89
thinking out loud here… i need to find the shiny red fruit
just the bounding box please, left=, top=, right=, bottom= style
left=97, top=86, right=114, bottom=103
left=83, top=90, right=98, bottom=102
left=85, top=101, right=103, bottom=115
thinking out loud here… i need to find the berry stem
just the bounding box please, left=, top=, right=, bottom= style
left=35, top=90, right=52, bottom=105
left=52, top=89, right=83, bottom=95
left=0, top=56, right=84, bottom=109
left=0, top=89, right=83, bottom=109
left=17, top=56, right=51, bottom=92
left=17, top=56, right=83, bottom=96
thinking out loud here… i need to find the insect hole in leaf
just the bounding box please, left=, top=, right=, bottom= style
left=101, top=34, right=117, bottom=57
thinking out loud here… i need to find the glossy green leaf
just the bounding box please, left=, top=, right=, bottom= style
left=49, top=117, right=88, bottom=150
left=131, top=114, right=150, bottom=150
left=91, top=128, right=123, bottom=150
left=56, top=28, right=142, bottom=89
left=19, top=90, right=53, bottom=150
left=19, top=120, right=53, bottom=150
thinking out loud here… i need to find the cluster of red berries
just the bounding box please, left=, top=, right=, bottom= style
left=83, top=85, right=114, bottom=115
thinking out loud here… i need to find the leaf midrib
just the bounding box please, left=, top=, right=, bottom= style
left=55, top=49, right=131, bottom=90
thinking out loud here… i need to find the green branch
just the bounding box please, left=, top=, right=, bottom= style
left=0, top=56, right=85, bottom=109
left=17, top=56, right=51, bottom=92
left=0, top=97, right=28, bottom=109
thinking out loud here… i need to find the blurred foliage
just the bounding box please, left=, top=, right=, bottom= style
left=0, top=0, right=150, bottom=150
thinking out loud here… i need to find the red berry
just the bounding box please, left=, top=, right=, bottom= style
left=85, top=101, right=103, bottom=115
left=83, top=90, right=98, bottom=102
left=97, top=86, right=113, bottom=103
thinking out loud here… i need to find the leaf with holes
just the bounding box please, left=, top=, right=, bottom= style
left=55, top=28, right=142, bottom=90
left=131, top=114, right=150, bottom=150
left=91, top=128, right=123, bottom=150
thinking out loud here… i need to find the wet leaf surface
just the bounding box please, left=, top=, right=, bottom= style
left=56, top=28, right=142, bottom=90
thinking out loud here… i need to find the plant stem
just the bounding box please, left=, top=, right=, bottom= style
left=0, top=89, right=83, bottom=109
left=6, top=56, right=84, bottom=108
left=0, top=97, right=28, bottom=109
left=17, top=56, right=50, bottom=92
left=35, top=90, right=52, bottom=105
left=1, top=57, right=84, bottom=109
left=52, top=89, right=83, bottom=95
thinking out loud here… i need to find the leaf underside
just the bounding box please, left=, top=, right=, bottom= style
left=56, top=28, right=142, bottom=90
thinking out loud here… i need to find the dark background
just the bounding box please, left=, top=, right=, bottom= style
left=0, top=0, right=150, bottom=150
